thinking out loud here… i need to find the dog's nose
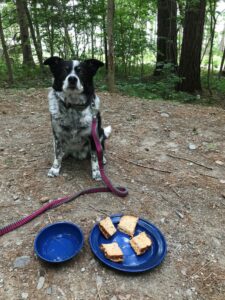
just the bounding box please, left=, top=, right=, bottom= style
left=68, top=76, right=77, bottom=84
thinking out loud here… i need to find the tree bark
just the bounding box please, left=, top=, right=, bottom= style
left=24, top=0, right=43, bottom=66
left=0, top=12, right=14, bottom=83
left=102, top=6, right=108, bottom=70
left=218, top=47, right=225, bottom=79
left=56, top=0, right=75, bottom=58
left=15, top=0, right=35, bottom=66
left=154, top=0, right=177, bottom=75
left=178, top=0, right=206, bottom=93
left=107, top=0, right=115, bottom=92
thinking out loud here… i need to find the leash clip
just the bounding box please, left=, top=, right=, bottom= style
left=91, top=101, right=98, bottom=118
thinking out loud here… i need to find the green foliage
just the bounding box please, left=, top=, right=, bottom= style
left=0, top=0, right=225, bottom=106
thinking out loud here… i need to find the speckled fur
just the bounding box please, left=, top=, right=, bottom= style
left=44, top=57, right=111, bottom=179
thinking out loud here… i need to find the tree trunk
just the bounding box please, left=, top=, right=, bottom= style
left=0, top=13, right=14, bottom=83
left=102, top=2, right=108, bottom=70
left=218, top=47, right=225, bottom=79
left=24, top=0, right=43, bottom=66
left=178, top=0, right=206, bottom=93
left=154, top=0, right=177, bottom=75
left=33, top=0, right=43, bottom=59
left=107, top=0, right=115, bottom=92
left=56, top=0, right=75, bottom=58
left=207, top=0, right=217, bottom=95
left=15, top=0, right=35, bottom=66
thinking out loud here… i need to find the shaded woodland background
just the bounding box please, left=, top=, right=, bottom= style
left=0, top=0, right=225, bottom=103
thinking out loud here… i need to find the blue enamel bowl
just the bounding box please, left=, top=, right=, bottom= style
left=34, top=222, right=84, bottom=263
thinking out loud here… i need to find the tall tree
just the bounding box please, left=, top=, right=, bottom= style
left=154, top=0, right=177, bottom=75
left=56, top=0, right=75, bottom=58
left=24, top=0, right=43, bottom=66
left=0, top=12, right=14, bottom=83
left=107, top=0, right=115, bottom=92
left=178, top=0, right=206, bottom=92
left=15, top=0, right=35, bottom=66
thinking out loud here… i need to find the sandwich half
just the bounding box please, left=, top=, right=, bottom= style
left=118, top=215, right=138, bottom=237
left=130, top=231, right=152, bottom=255
left=99, top=216, right=117, bottom=239
left=100, top=242, right=123, bottom=262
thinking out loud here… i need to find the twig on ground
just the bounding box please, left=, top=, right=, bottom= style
left=197, top=172, right=218, bottom=179
left=191, top=260, right=212, bottom=278
left=167, top=153, right=213, bottom=170
left=88, top=204, right=109, bottom=216
left=47, top=213, right=52, bottom=223
left=170, top=187, right=182, bottom=199
left=96, top=284, right=102, bottom=300
left=111, top=152, right=172, bottom=174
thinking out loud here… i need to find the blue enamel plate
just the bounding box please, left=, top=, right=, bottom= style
left=89, top=214, right=167, bottom=273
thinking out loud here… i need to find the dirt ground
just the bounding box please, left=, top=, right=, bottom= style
left=0, top=88, right=225, bottom=300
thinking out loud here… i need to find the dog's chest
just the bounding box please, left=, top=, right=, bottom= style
left=52, top=102, right=93, bottom=145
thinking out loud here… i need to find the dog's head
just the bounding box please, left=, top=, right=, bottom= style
left=44, top=57, right=104, bottom=93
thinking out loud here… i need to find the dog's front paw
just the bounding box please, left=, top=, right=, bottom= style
left=92, top=170, right=102, bottom=181
left=48, top=167, right=60, bottom=177
left=103, top=155, right=107, bottom=165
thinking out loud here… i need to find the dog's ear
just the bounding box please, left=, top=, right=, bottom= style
left=83, top=59, right=104, bottom=75
left=44, top=56, right=63, bottom=74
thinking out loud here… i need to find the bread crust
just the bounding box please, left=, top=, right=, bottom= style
left=118, top=215, right=138, bottom=236
left=130, top=232, right=152, bottom=255
left=99, top=217, right=117, bottom=239
left=100, top=242, right=123, bottom=262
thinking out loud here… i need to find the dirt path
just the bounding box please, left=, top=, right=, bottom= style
left=0, top=88, right=225, bottom=300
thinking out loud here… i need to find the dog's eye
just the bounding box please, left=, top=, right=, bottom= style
left=65, top=66, right=70, bottom=73
left=75, top=66, right=81, bottom=73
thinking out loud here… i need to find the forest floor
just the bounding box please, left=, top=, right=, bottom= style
left=0, top=88, right=225, bottom=300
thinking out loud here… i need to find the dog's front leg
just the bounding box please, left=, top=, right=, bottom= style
left=91, top=150, right=102, bottom=181
left=48, top=136, right=64, bottom=177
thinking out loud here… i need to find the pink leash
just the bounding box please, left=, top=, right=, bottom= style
left=0, top=117, right=128, bottom=237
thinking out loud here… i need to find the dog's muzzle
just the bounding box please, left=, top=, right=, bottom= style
left=68, top=76, right=78, bottom=89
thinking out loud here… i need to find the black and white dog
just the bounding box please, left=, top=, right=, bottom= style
left=44, top=56, right=111, bottom=180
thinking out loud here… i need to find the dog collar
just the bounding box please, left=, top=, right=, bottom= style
left=54, top=91, right=90, bottom=111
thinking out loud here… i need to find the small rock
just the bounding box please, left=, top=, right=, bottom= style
left=21, top=292, right=29, bottom=299
left=16, top=240, right=22, bottom=246
left=176, top=210, right=184, bottom=219
left=13, top=195, right=19, bottom=201
left=160, top=112, right=170, bottom=118
left=186, top=289, right=192, bottom=297
left=111, top=297, right=117, bottom=300
left=181, top=268, right=187, bottom=276
left=46, top=287, right=52, bottom=295
left=220, top=179, right=225, bottom=184
left=13, top=256, right=31, bottom=268
left=96, top=275, right=102, bottom=288
left=81, top=268, right=85, bottom=272
left=160, top=218, right=165, bottom=224
left=215, top=160, right=224, bottom=165
left=0, top=278, right=4, bottom=287
left=188, top=143, right=197, bottom=150
left=39, top=196, right=49, bottom=203
left=37, top=276, right=45, bottom=290
left=96, top=217, right=101, bottom=222
left=212, top=237, right=221, bottom=247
